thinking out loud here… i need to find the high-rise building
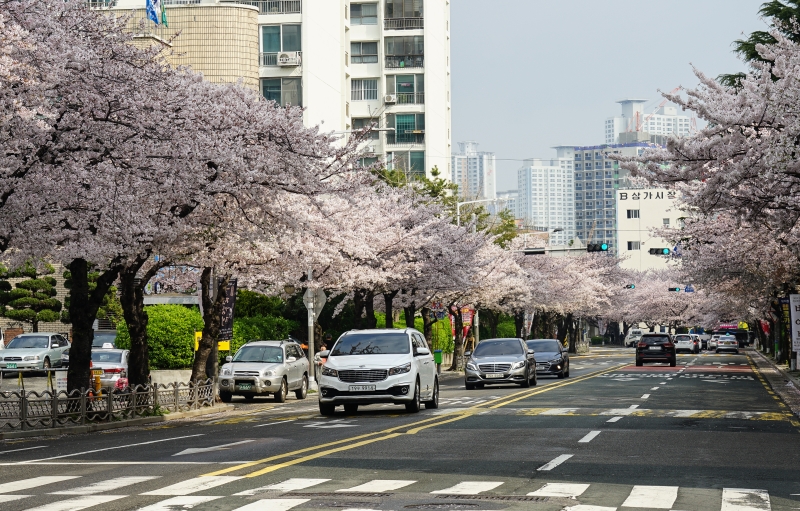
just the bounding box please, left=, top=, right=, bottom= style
left=496, top=189, right=517, bottom=217
left=605, top=99, right=691, bottom=145
left=516, top=158, right=575, bottom=246
left=105, top=0, right=452, bottom=180
left=451, top=142, right=496, bottom=200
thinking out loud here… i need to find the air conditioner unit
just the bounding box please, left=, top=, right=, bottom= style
left=277, top=51, right=301, bottom=66
left=384, top=94, right=397, bottom=104
left=364, top=145, right=377, bottom=155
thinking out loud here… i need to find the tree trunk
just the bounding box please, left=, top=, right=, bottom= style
left=383, top=291, right=398, bottom=328
left=191, top=269, right=230, bottom=383
left=447, top=303, right=464, bottom=371
left=482, top=309, right=499, bottom=339
left=514, top=310, right=525, bottom=338
left=567, top=316, right=578, bottom=354
left=403, top=290, right=416, bottom=328
left=421, top=306, right=434, bottom=347
left=364, top=290, right=377, bottom=329
left=556, top=314, right=568, bottom=344
left=66, top=259, right=119, bottom=393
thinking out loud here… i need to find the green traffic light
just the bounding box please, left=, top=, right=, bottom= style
left=630, top=284, right=635, bottom=289
left=601, top=243, right=609, bottom=251
left=661, top=248, right=670, bottom=255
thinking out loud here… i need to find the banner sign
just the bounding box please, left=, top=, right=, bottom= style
left=790, top=295, right=800, bottom=351
left=218, top=278, right=237, bottom=341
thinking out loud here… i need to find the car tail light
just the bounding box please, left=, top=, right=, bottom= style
left=637, top=342, right=647, bottom=348
left=104, top=368, right=123, bottom=374
left=663, top=342, right=674, bottom=349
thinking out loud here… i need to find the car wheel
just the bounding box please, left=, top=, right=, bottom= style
left=564, top=363, right=570, bottom=378
left=520, top=368, right=531, bottom=387
left=244, top=394, right=255, bottom=401
left=405, top=379, right=421, bottom=413
left=557, top=367, right=565, bottom=379
left=532, top=371, right=537, bottom=386
left=344, top=403, right=358, bottom=414
left=219, top=391, right=232, bottom=403
left=635, top=358, right=643, bottom=367
left=274, top=378, right=288, bottom=403
left=424, top=378, right=439, bottom=409
left=295, top=374, right=308, bottom=400
left=669, top=357, right=677, bottom=367
left=715, top=349, right=720, bottom=354
left=465, top=380, right=475, bottom=390
left=319, top=402, right=335, bottom=416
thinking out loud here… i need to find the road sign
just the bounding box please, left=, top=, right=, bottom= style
left=303, top=288, right=327, bottom=319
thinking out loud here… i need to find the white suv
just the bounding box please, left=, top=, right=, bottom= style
left=317, top=329, right=438, bottom=415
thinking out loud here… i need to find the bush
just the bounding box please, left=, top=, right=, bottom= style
left=230, top=315, right=298, bottom=356
left=374, top=312, right=454, bottom=353
left=116, top=305, right=204, bottom=369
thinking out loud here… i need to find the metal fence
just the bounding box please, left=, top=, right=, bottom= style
left=0, top=380, right=215, bottom=431
left=384, top=18, right=424, bottom=30
left=221, top=0, right=301, bottom=14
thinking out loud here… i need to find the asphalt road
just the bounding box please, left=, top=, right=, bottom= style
left=0, top=347, right=797, bottom=511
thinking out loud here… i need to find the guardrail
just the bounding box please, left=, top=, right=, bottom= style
left=0, top=379, right=214, bottom=431
left=384, top=17, right=424, bottom=30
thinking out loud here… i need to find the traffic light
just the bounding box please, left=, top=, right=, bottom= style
left=587, top=243, right=609, bottom=253
left=667, top=287, right=682, bottom=292
left=521, top=247, right=545, bottom=256
left=625, top=284, right=636, bottom=289
left=649, top=248, right=671, bottom=255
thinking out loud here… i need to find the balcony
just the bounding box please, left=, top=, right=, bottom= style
left=385, top=55, right=424, bottom=69
left=220, top=0, right=300, bottom=14
left=260, top=52, right=302, bottom=67
left=396, top=92, right=424, bottom=105
left=386, top=132, right=425, bottom=145
left=86, top=0, right=117, bottom=8
left=384, top=17, right=424, bottom=30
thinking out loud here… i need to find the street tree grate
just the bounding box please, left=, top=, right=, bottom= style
left=435, top=494, right=549, bottom=502
left=291, top=492, right=388, bottom=498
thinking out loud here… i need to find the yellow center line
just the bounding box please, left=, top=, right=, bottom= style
left=204, top=363, right=626, bottom=478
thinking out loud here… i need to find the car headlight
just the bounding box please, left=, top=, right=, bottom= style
left=388, top=362, right=411, bottom=376
left=221, top=368, right=231, bottom=376
left=24, top=356, right=39, bottom=361
left=321, top=366, right=338, bottom=377
left=262, top=370, right=275, bottom=377
left=549, top=357, right=562, bottom=364
left=510, top=361, right=526, bottom=370
left=466, top=362, right=478, bottom=371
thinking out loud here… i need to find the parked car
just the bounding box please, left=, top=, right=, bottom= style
left=708, top=335, right=720, bottom=351
left=219, top=340, right=309, bottom=403
left=673, top=334, right=700, bottom=354
left=465, top=337, right=537, bottom=389
left=317, top=328, right=437, bottom=415
left=93, top=331, right=117, bottom=348
left=625, top=328, right=644, bottom=347
left=716, top=335, right=739, bottom=354
left=526, top=339, right=569, bottom=378
left=0, top=333, right=70, bottom=372
left=90, top=348, right=129, bottom=389
left=635, top=333, right=676, bottom=367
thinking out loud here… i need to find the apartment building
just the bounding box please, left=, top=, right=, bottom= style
left=451, top=141, right=496, bottom=200
left=104, top=0, right=452, bottom=180
left=605, top=99, right=691, bottom=145
left=516, top=158, right=575, bottom=246
left=616, top=188, right=682, bottom=271
left=496, top=190, right=517, bottom=218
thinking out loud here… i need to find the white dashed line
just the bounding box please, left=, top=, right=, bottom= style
left=606, top=416, right=623, bottom=423
left=537, top=454, right=573, bottom=471
left=641, top=394, right=650, bottom=399
left=578, top=431, right=601, bottom=443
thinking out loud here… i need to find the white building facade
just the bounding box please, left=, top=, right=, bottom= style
left=516, top=158, right=575, bottom=246
left=496, top=189, right=517, bottom=217
left=605, top=99, right=691, bottom=145
left=616, top=188, right=682, bottom=271
left=451, top=141, right=496, bottom=200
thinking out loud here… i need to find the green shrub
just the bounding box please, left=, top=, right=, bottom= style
left=116, top=305, right=204, bottom=369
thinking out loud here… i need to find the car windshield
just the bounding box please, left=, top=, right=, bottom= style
left=675, top=335, right=691, bottom=341
left=91, top=352, right=122, bottom=363
left=93, top=333, right=116, bottom=347
left=473, top=340, right=523, bottom=357
left=6, top=336, right=49, bottom=349
left=642, top=336, right=670, bottom=344
left=331, top=333, right=410, bottom=356
left=526, top=340, right=560, bottom=352
left=233, top=346, right=284, bottom=363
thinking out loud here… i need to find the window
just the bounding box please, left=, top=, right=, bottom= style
left=385, top=36, right=424, bottom=67
left=261, top=78, right=302, bottom=107
left=358, top=156, right=378, bottom=167
left=386, top=74, right=424, bottom=103
left=388, top=150, right=425, bottom=177
left=385, top=0, right=423, bottom=18
left=605, top=181, right=612, bottom=188
left=351, top=3, right=378, bottom=25
left=351, top=79, right=378, bottom=101
left=353, top=118, right=379, bottom=139
left=627, top=209, right=639, bottom=219
left=387, top=113, right=424, bottom=143
left=261, top=24, right=301, bottom=65
left=663, top=218, right=670, bottom=225
left=351, top=42, right=378, bottom=63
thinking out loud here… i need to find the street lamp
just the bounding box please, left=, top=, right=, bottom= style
left=456, top=198, right=500, bottom=227
left=284, top=284, right=296, bottom=295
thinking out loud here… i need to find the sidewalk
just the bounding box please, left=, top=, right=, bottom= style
left=749, top=349, right=800, bottom=418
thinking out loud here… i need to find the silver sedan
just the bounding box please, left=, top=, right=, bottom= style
left=90, top=349, right=129, bottom=389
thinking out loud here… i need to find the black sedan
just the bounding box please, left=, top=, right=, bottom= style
left=635, top=334, right=676, bottom=366
left=526, top=339, right=570, bottom=378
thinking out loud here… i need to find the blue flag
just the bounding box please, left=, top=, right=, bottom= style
left=146, top=0, right=162, bottom=26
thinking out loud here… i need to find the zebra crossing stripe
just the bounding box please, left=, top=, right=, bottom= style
left=0, top=495, right=31, bottom=503
left=136, top=496, right=222, bottom=511
left=141, top=476, right=241, bottom=496
left=431, top=481, right=503, bottom=494
left=229, top=498, right=310, bottom=511
left=721, top=488, right=771, bottom=511
left=528, top=483, right=590, bottom=498
left=23, top=495, right=126, bottom=511
left=563, top=505, right=616, bottom=511
left=234, top=479, right=330, bottom=496
left=621, top=485, right=678, bottom=508
left=337, top=480, right=416, bottom=492
left=52, top=476, right=160, bottom=495
left=0, top=477, right=81, bottom=494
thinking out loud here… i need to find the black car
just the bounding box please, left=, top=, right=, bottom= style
left=526, top=339, right=569, bottom=378
left=635, top=333, right=676, bottom=367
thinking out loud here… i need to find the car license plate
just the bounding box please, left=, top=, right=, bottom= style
left=238, top=383, right=252, bottom=390
left=92, top=369, right=103, bottom=376
left=648, top=346, right=661, bottom=351
left=485, top=373, right=504, bottom=379
left=349, top=385, right=375, bottom=392
left=6, top=363, right=16, bottom=369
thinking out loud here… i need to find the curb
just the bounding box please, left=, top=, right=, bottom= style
left=749, top=349, right=800, bottom=418
left=0, top=404, right=234, bottom=440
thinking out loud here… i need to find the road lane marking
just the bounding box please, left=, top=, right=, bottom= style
left=23, top=495, right=126, bottom=511
left=20, top=434, right=205, bottom=463
left=142, top=476, right=242, bottom=496
left=641, top=394, right=650, bottom=399
left=578, top=431, right=601, bottom=443
left=230, top=498, right=309, bottom=511
left=0, top=476, right=80, bottom=494
left=606, top=416, right=622, bottom=423
left=541, top=408, right=579, bottom=415
left=721, top=488, right=771, bottom=510
left=174, top=440, right=255, bottom=456
left=52, top=476, right=159, bottom=495
left=136, top=496, right=223, bottom=511
left=0, top=495, right=31, bottom=503
left=431, top=481, right=503, bottom=494
left=562, top=506, right=616, bottom=511
left=528, top=482, right=589, bottom=498
left=651, top=387, right=659, bottom=390
left=621, top=485, right=677, bottom=508
left=629, top=405, right=639, bottom=409
left=0, top=446, right=46, bottom=455
left=234, top=479, right=330, bottom=495
left=537, top=454, right=573, bottom=471
left=254, top=420, right=296, bottom=428
left=338, top=480, right=415, bottom=492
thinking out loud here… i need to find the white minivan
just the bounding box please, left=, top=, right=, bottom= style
left=317, top=329, right=438, bottom=415
left=625, top=329, right=644, bottom=347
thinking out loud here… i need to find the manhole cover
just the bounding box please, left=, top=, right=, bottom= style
left=405, top=503, right=481, bottom=509
left=292, top=492, right=388, bottom=498
left=435, top=495, right=549, bottom=502
left=304, top=501, right=376, bottom=509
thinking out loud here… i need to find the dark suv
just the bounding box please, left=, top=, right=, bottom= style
left=635, top=334, right=676, bottom=367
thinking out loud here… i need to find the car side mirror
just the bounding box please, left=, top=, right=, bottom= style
left=51, top=343, right=59, bottom=348
left=319, top=350, right=330, bottom=358
left=527, top=349, right=535, bottom=355
left=225, top=356, right=233, bottom=363
left=287, top=356, right=297, bottom=362
left=416, top=347, right=430, bottom=356
left=464, top=351, right=472, bottom=357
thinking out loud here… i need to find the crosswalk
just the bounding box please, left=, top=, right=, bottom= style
left=0, top=475, right=774, bottom=510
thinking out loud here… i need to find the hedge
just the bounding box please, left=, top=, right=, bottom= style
left=116, top=305, right=204, bottom=369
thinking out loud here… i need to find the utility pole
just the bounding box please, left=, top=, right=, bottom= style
left=307, top=266, right=315, bottom=386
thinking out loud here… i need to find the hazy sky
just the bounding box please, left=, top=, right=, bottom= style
left=450, top=0, right=766, bottom=191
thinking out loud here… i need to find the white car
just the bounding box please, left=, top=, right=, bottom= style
left=318, top=328, right=438, bottom=415
left=673, top=334, right=699, bottom=354
left=708, top=335, right=720, bottom=351
left=716, top=335, right=739, bottom=354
